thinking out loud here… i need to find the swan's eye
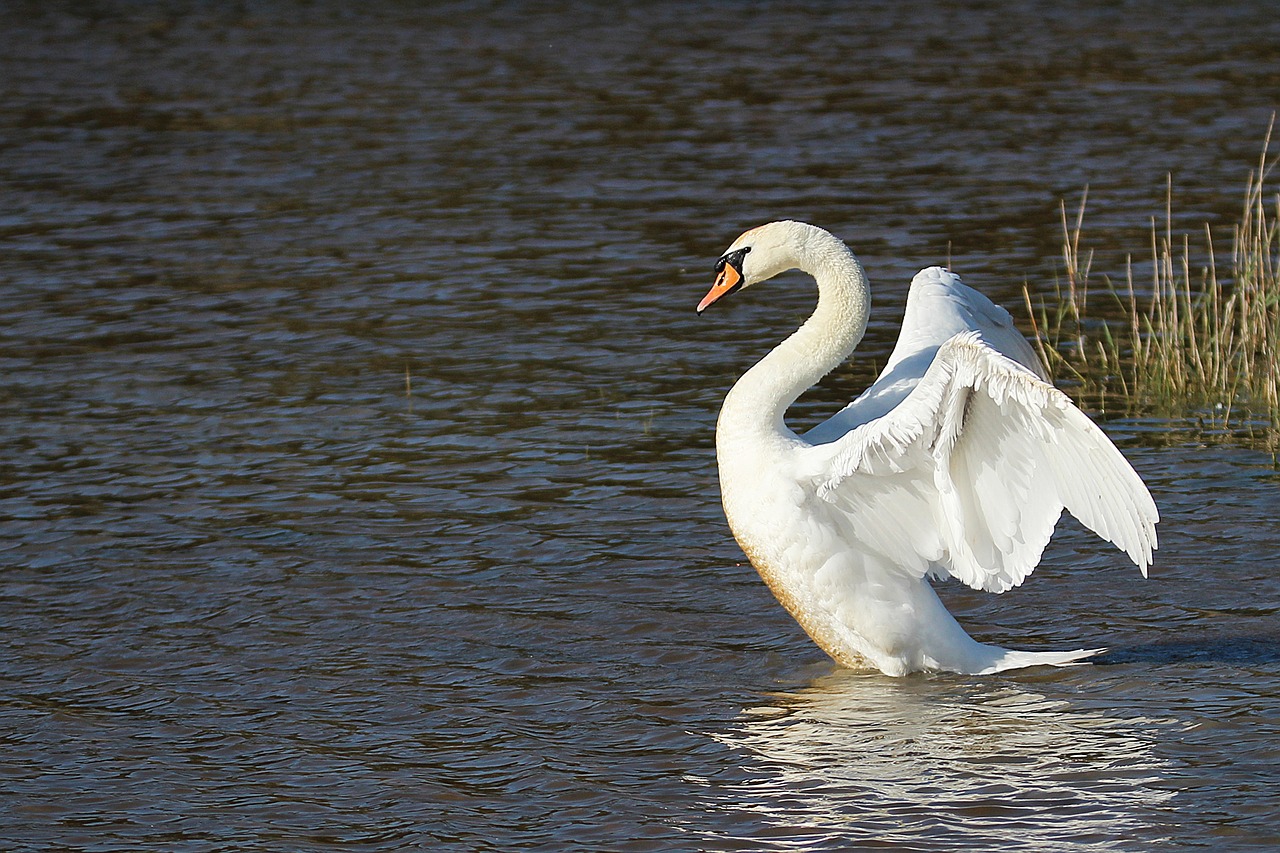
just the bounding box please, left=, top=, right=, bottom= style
left=715, top=246, right=751, bottom=274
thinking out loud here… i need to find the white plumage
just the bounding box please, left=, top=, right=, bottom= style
left=699, top=220, right=1157, bottom=676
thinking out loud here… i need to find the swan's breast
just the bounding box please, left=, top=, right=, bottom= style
left=720, top=468, right=878, bottom=669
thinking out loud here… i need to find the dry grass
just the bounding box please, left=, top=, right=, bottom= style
left=1024, top=120, right=1280, bottom=445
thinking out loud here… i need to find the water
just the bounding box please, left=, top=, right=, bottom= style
left=2, top=1, right=1279, bottom=849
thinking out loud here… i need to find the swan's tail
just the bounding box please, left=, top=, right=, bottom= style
left=976, top=645, right=1107, bottom=675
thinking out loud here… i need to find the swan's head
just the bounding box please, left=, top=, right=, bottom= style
left=697, top=220, right=815, bottom=314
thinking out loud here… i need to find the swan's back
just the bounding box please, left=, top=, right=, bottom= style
left=805, top=267, right=1045, bottom=445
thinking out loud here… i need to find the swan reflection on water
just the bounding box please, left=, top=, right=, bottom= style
left=695, top=669, right=1175, bottom=849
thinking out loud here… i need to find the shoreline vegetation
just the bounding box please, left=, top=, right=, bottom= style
left=1024, top=118, right=1279, bottom=449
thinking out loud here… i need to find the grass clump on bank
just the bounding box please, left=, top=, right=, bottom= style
left=1024, top=121, right=1280, bottom=444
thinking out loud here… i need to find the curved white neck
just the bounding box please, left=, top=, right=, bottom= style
left=718, top=229, right=871, bottom=444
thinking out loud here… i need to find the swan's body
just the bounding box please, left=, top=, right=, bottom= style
left=699, top=221, right=1157, bottom=676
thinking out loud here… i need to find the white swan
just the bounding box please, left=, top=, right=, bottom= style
left=698, top=220, right=1158, bottom=676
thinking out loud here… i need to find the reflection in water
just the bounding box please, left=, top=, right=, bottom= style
left=700, top=671, right=1174, bottom=850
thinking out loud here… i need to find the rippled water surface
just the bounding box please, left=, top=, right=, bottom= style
left=2, top=2, right=1280, bottom=850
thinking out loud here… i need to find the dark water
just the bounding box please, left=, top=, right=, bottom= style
left=2, top=2, right=1279, bottom=850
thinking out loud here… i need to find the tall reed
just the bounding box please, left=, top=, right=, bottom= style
left=1024, top=121, right=1280, bottom=442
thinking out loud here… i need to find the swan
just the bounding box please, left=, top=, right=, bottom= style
left=698, top=220, right=1158, bottom=676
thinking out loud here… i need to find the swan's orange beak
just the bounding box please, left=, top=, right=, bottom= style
left=697, top=262, right=742, bottom=314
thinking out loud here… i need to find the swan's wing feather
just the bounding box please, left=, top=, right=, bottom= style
left=883, top=266, right=1050, bottom=381
left=804, top=331, right=1158, bottom=593
left=806, top=267, right=1048, bottom=445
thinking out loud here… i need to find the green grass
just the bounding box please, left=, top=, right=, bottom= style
left=1024, top=120, right=1280, bottom=446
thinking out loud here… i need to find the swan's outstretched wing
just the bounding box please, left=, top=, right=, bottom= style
left=806, top=267, right=1049, bottom=445
left=798, top=330, right=1158, bottom=594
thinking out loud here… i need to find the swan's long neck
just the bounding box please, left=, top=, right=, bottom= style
left=719, top=228, right=871, bottom=444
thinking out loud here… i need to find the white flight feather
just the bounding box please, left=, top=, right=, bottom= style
left=807, top=331, right=1157, bottom=594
